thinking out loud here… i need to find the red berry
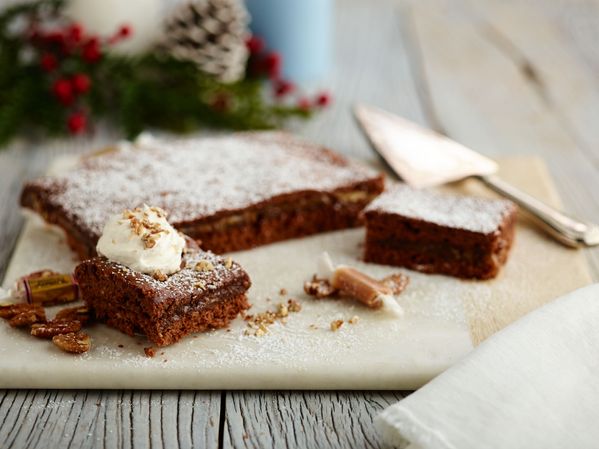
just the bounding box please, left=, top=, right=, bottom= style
left=315, top=92, right=332, bottom=107
left=67, top=112, right=87, bottom=134
left=82, top=38, right=101, bottom=63
left=245, top=36, right=264, bottom=54
left=118, top=24, right=132, bottom=38
left=297, top=97, right=311, bottom=111
left=40, top=53, right=57, bottom=72
left=45, top=31, right=64, bottom=45
left=67, top=23, right=84, bottom=43
left=71, top=73, right=91, bottom=94
left=274, top=80, right=295, bottom=98
left=263, top=52, right=281, bottom=79
left=52, top=79, right=73, bottom=105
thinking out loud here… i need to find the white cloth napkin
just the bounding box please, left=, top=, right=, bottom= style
left=376, top=283, right=599, bottom=449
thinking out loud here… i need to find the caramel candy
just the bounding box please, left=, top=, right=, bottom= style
left=331, top=266, right=391, bottom=309
left=15, top=270, right=79, bottom=306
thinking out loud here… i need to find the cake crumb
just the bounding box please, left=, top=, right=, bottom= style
left=349, top=315, right=360, bottom=324
left=144, top=347, right=156, bottom=357
left=118, top=344, right=124, bottom=348
left=330, top=320, right=344, bottom=332
left=279, top=288, right=287, bottom=296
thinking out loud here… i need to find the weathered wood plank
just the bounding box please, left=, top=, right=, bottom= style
left=0, top=390, right=221, bottom=449
left=223, top=391, right=405, bottom=449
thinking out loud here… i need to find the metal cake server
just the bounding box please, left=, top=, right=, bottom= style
left=354, top=104, right=599, bottom=247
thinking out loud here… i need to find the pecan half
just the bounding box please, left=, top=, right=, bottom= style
left=55, top=306, right=91, bottom=325
left=6, top=305, right=46, bottom=327
left=0, top=303, right=43, bottom=319
left=31, top=320, right=82, bottom=339
left=52, top=332, right=91, bottom=354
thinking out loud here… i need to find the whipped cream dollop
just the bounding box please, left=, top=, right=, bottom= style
left=96, top=205, right=186, bottom=275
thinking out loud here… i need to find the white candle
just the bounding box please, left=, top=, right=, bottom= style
left=64, top=0, right=165, bottom=55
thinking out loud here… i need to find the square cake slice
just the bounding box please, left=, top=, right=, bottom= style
left=21, top=132, right=384, bottom=259
left=363, top=185, right=517, bottom=279
left=74, top=248, right=251, bottom=346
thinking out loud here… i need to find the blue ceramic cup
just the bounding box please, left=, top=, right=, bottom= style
left=245, top=0, right=333, bottom=82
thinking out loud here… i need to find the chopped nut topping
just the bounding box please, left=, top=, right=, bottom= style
left=142, top=234, right=157, bottom=249
left=195, top=260, right=214, bottom=271
left=194, top=280, right=206, bottom=290
left=244, top=299, right=302, bottom=336
left=152, top=270, right=168, bottom=282
left=287, top=299, right=302, bottom=312
left=304, top=275, right=338, bottom=298
left=224, top=257, right=233, bottom=269
left=277, top=303, right=289, bottom=317
left=53, top=331, right=91, bottom=354
left=380, top=273, right=410, bottom=295
left=330, top=319, right=344, bottom=332
left=349, top=315, right=360, bottom=324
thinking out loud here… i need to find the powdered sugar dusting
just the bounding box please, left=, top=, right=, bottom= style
left=28, top=133, right=380, bottom=239
left=365, top=184, right=515, bottom=234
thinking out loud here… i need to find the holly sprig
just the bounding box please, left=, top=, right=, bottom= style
left=0, top=0, right=330, bottom=146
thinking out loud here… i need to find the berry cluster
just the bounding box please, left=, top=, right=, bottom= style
left=27, top=20, right=132, bottom=134
left=245, top=35, right=331, bottom=111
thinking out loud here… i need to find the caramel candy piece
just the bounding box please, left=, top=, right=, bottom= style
left=331, top=266, right=391, bottom=309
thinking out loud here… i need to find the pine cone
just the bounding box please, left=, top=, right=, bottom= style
left=162, top=0, right=250, bottom=83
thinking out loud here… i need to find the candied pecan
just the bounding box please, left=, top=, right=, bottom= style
left=31, top=320, right=82, bottom=339
left=0, top=303, right=42, bottom=319
left=52, top=332, right=91, bottom=354
left=6, top=305, right=45, bottom=327
left=55, top=306, right=91, bottom=325
left=303, top=275, right=338, bottom=298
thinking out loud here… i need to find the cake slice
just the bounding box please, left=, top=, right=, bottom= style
left=21, top=132, right=384, bottom=259
left=363, top=184, right=517, bottom=279
left=74, top=247, right=251, bottom=346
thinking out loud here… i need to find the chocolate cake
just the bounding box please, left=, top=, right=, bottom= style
left=21, top=132, right=384, bottom=259
left=74, top=248, right=251, bottom=346
left=363, top=185, right=517, bottom=279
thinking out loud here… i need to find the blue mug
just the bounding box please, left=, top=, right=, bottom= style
left=245, top=0, right=333, bottom=83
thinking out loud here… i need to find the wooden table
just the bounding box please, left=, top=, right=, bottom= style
left=1, top=0, right=598, bottom=447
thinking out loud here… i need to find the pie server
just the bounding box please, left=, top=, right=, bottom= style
left=354, top=103, right=599, bottom=247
